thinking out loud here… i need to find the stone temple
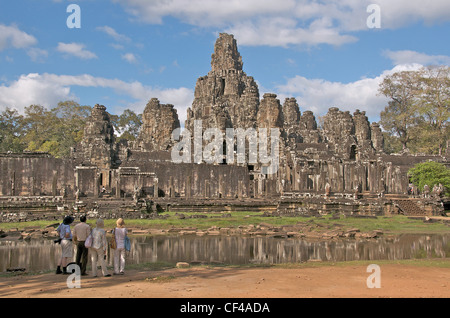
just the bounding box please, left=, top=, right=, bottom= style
left=0, top=33, right=448, bottom=221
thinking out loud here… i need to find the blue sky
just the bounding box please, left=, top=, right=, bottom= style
left=0, top=0, right=449, bottom=126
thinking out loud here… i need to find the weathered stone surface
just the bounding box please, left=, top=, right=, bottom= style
left=75, top=104, right=116, bottom=169
left=282, top=98, right=301, bottom=144
left=134, top=98, right=180, bottom=152
left=298, top=110, right=321, bottom=143
left=322, top=107, right=357, bottom=159
left=371, top=122, right=384, bottom=153
left=211, top=33, right=243, bottom=73
left=257, top=93, right=284, bottom=130
left=185, top=33, right=259, bottom=133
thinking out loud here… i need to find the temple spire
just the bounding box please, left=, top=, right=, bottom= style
left=211, top=33, right=243, bottom=73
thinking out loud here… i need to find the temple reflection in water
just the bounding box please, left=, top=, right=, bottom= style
left=1, top=234, right=448, bottom=272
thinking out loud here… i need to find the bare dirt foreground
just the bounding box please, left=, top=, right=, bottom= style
left=0, top=263, right=449, bottom=298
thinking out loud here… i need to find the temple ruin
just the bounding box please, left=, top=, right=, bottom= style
left=0, top=33, right=448, bottom=221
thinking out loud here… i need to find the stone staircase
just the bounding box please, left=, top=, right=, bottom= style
left=395, top=199, right=427, bottom=216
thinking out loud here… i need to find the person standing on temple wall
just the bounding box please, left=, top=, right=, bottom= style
left=56, top=216, right=74, bottom=275
left=72, top=215, right=91, bottom=276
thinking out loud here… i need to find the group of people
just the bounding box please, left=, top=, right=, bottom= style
left=55, top=215, right=128, bottom=277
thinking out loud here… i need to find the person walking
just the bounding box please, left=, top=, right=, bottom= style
left=90, top=219, right=111, bottom=277
left=56, top=215, right=74, bottom=275
left=72, top=215, right=91, bottom=276
left=113, top=218, right=128, bottom=275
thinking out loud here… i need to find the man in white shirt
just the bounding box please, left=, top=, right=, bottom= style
left=73, top=215, right=91, bottom=276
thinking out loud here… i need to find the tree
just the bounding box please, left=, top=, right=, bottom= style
left=50, top=101, right=91, bottom=157
left=382, top=132, right=403, bottom=154
left=408, top=161, right=450, bottom=197
left=416, top=66, right=450, bottom=155
left=22, top=101, right=91, bottom=158
left=0, top=108, right=26, bottom=153
left=22, top=104, right=54, bottom=153
left=379, top=66, right=450, bottom=155
left=111, top=109, right=142, bottom=142
left=379, top=70, right=422, bottom=151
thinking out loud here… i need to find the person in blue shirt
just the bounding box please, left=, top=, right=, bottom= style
left=55, top=216, right=74, bottom=274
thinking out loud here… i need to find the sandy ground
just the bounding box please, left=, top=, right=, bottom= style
left=1, top=263, right=449, bottom=299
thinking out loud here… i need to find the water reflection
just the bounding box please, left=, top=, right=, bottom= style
left=0, top=234, right=448, bottom=272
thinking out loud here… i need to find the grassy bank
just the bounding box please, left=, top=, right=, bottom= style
left=1, top=212, right=449, bottom=235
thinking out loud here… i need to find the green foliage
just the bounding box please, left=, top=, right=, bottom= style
left=408, top=161, right=450, bottom=196
left=110, top=109, right=142, bottom=142
left=379, top=65, right=450, bottom=155
left=22, top=101, right=91, bottom=158
left=0, top=108, right=26, bottom=153
left=382, top=132, right=403, bottom=154
left=0, top=102, right=144, bottom=157
left=0, top=101, right=91, bottom=158
left=2, top=214, right=449, bottom=236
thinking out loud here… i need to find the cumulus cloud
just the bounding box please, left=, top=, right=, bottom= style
left=0, top=73, right=193, bottom=123
left=57, top=42, right=98, bottom=59
left=0, top=24, right=37, bottom=51
left=225, top=16, right=357, bottom=47
left=373, top=0, right=450, bottom=29
left=275, top=64, right=424, bottom=120
left=383, top=50, right=450, bottom=66
left=0, top=73, right=75, bottom=112
left=113, top=0, right=450, bottom=47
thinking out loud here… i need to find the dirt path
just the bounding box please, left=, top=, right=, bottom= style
left=1, top=263, right=449, bottom=298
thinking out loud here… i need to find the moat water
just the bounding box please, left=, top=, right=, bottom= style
left=0, top=234, right=449, bottom=272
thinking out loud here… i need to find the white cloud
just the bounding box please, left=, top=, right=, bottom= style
left=113, top=0, right=450, bottom=47
left=383, top=50, right=450, bottom=66
left=275, top=64, right=424, bottom=120
left=57, top=42, right=98, bottom=59
left=225, top=16, right=358, bottom=47
left=0, top=73, right=193, bottom=123
left=27, top=48, right=49, bottom=63
left=0, top=73, right=74, bottom=112
left=121, top=52, right=138, bottom=64
left=96, top=25, right=131, bottom=43
left=0, top=24, right=37, bottom=51
left=374, top=0, right=450, bottom=29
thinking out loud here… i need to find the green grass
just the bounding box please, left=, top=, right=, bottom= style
left=1, top=212, right=449, bottom=235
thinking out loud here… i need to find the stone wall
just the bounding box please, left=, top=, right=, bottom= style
left=0, top=153, right=75, bottom=197
left=134, top=98, right=180, bottom=152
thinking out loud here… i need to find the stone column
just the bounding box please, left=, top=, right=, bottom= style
left=204, top=180, right=210, bottom=198
left=154, top=177, right=159, bottom=198
left=170, top=176, right=175, bottom=198
left=94, top=171, right=99, bottom=198
left=52, top=171, right=57, bottom=197
left=116, top=178, right=121, bottom=198
left=186, top=176, right=191, bottom=198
